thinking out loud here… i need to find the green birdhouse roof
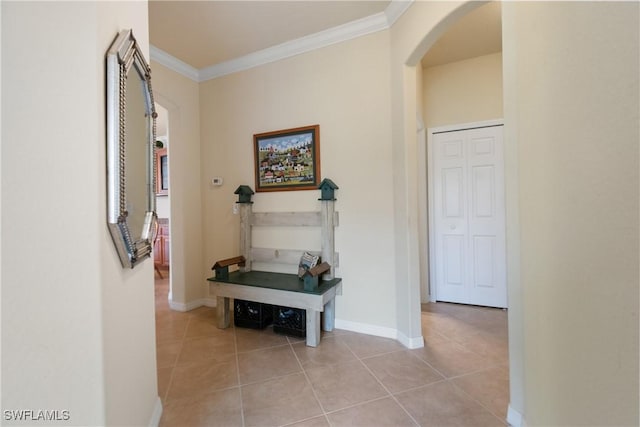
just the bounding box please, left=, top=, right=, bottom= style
left=318, top=178, right=339, bottom=190
left=234, top=185, right=255, bottom=196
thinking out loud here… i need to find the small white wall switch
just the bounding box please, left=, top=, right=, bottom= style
left=232, top=203, right=239, bottom=215
left=211, top=177, right=224, bottom=186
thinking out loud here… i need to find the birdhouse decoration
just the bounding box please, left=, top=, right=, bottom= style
left=318, top=178, right=338, bottom=201
left=234, top=185, right=255, bottom=204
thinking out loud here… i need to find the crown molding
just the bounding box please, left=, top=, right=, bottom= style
left=199, top=10, right=389, bottom=81
left=386, top=0, right=413, bottom=26
left=150, top=0, right=413, bottom=82
left=150, top=45, right=199, bottom=81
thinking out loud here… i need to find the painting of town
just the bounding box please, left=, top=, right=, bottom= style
left=253, top=125, right=320, bottom=192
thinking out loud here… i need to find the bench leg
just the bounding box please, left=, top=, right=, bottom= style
left=217, top=296, right=230, bottom=328
left=306, top=309, right=321, bottom=347
left=323, top=298, right=335, bottom=332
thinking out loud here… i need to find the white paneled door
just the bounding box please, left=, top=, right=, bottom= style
left=430, top=124, right=507, bottom=308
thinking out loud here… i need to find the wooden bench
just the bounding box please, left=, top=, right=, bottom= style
left=209, top=256, right=341, bottom=347
left=207, top=181, right=341, bottom=347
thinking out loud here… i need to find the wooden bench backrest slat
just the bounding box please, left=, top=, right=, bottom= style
left=250, top=248, right=340, bottom=268
left=250, top=211, right=339, bottom=227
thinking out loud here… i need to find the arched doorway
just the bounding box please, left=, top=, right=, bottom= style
left=418, top=2, right=504, bottom=306
left=394, top=1, right=523, bottom=425
left=153, top=96, right=176, bottom=305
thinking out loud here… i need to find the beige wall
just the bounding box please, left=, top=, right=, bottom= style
left=2, top=1, right=159, bottom=425
left=504, top=1, right=639, bottom=425
left=151, top=62, right=204, bottom=306
left=500, top=2, right=525, bottom=418
left=2, top=3, right=107, bottom=423
left=199, top=31, right=397, bottom=330
left=422, top=52, right=503, bottom=129
left=97, top=3, right=160, bottom=425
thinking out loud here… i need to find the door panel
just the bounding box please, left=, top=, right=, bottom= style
left=472, top=235, right=496, bottom=288
left=443, top=168, right=464, bottom=218
left=471, top=165, right=495, bottom=218
left=443, top=234, right=465, bottom=286
left=431, top=125, right=507, bottom=308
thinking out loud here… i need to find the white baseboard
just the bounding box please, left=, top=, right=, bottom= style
left=168, top=298, right=202, bottom=312
left=335, top=318, right=397, bottom=340
left=168, top=297, right=217, bottom=312
left=507, top=404, right=524, bottom=427
left=148, top=397, right=162, bottom=427
left=397, top=330, right=424, bottom=349
left=335, top=319, right=423, bottom=349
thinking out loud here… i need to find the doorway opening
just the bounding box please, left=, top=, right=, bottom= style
left=414, top=1, right=510, bottom=420
left=417, top=1, right=503, bottom=307
left=154, top=102, right=172, bottom=296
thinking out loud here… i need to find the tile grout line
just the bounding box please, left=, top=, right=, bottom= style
left=406, top=347, right=451, bottom=382
left=448, top=379, right=508, bottom=425
left=421, top=311, right=508, bottom=360
left=361, top=365, right=422, bottom=426
left=159, top=306, right=192, bottom=404
left=321, top=393, right=418, bottom=418
left=236, top=341, right=290, bottom=356
left=231, top=318, right=246, bottom=427
left=287, top=336, right=332, bottom=426
left=443, top=362, right=509, bottom=381
left=416, top=319, right=509, bottom=377
left=418, top=310, right=509, bottom=424
left=419, top=324, right=508, bottom=371
left=341, top=341, right=422, bottom=427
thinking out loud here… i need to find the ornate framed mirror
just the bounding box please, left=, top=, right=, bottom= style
left=106, top=29, right=157, bottom=268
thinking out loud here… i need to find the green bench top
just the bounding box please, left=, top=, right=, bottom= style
left=207, top=270, right=341, bottom=295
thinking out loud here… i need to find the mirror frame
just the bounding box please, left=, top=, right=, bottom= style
left=106, top=29, right=157, bottom=268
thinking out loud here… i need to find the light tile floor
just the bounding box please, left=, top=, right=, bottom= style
left=155, top=275, right=509, bottom=426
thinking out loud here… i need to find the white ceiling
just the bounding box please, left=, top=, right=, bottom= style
left=149, top=1, right=502, bottom=77
left=149, top=1, right=391, bottom=69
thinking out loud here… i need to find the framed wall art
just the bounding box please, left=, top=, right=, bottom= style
left=253, top=124, right=320, bottom=192
left=156, top=147, right=168, bottom=196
